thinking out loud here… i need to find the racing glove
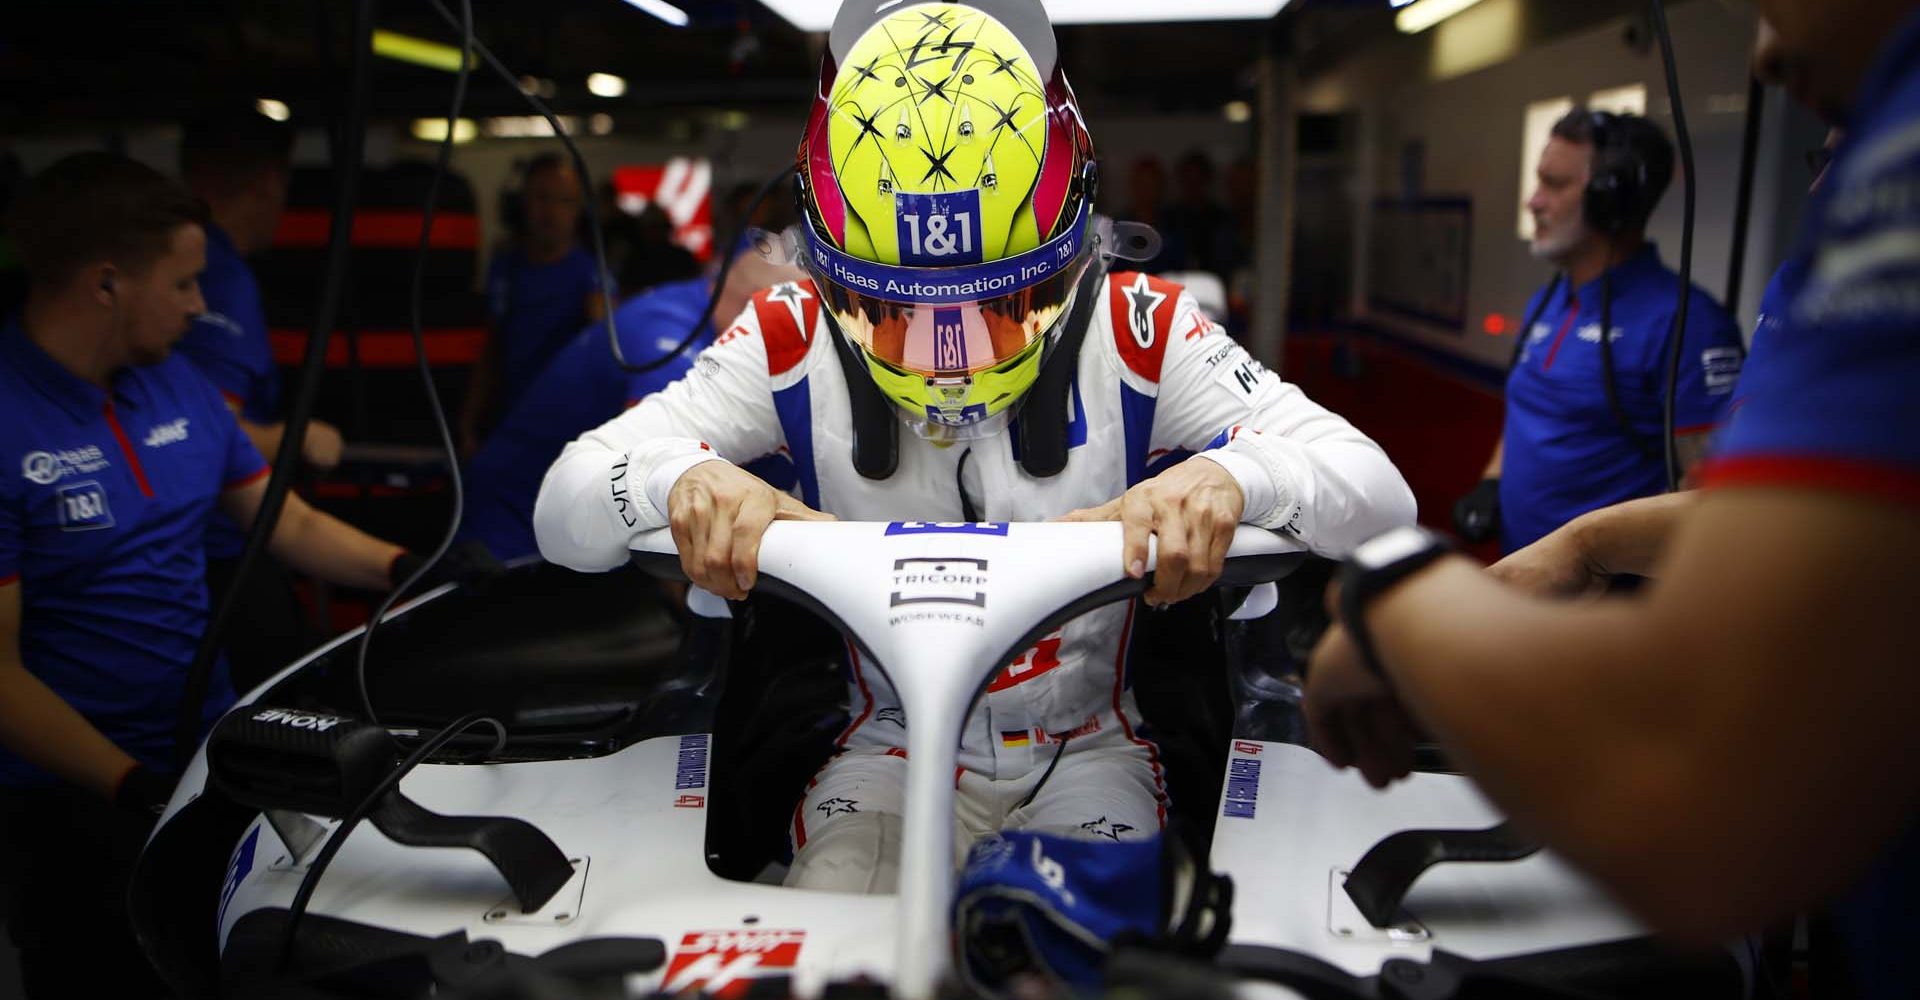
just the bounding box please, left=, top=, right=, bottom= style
left=114, top=764, right=176, bottom=819
left=390, top=540, right=507, bottom=594
left=1451, top=478, right=1501, bottom=544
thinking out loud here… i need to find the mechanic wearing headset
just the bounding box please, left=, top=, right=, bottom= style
left=459, top=249, right=803, bottom=562
left=177, top=113, right=350, bottom=688
left=1307, top=1, right=1920, bottom=996
left=0, top=153, right=413, bottom=998
left=459, top=152, right=606, bottom=456
left=536, top=0, right=1414, bottom=893
left=1453, top=111, right=1744, bottom=553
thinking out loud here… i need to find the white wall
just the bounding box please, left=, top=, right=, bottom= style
left=1305, top=0, right=1822, bottom=370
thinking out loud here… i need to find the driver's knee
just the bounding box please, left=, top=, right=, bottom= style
left=786, top=810, right=902, bottom=894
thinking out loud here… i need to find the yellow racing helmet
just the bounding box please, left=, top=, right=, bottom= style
left=795, top=0, right=1098, bottom=439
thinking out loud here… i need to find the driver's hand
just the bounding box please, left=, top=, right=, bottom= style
left=1304, top=621, right=1419, bottom=788
left=667, top=460, right=834, bottom=600
left=1056, top=455, right=1244, bottom=607
left=1486, top=524, right=1607, bottom=597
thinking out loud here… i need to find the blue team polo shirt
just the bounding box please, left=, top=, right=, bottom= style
left=1699, top=12, right=1920, bottom=998
left=459, top=277, right=796, bottom=561
left=174, top=222, right=280, bottom=561
left=1500, top=244, right=1744, bottom=552
left=486, top=245, right=602, bottom=416
left=0, top=318, right=267, bottom=787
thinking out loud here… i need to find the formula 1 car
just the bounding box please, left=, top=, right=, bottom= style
left=129, top=522, right=1753, bottom=999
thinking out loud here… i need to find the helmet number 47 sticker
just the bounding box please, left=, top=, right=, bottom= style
left=661, top=930, right=805, bottom=998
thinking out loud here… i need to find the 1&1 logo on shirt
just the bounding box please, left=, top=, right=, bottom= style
left=57, top=481, right=114, bottom=531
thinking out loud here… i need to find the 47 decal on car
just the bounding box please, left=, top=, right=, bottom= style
left=661, top=929, right=806, bottom=998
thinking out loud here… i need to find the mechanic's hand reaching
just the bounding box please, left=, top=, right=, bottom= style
left=668, top=460, right=835, bottom=600
left=1304, top=620, right=1420, bottom=789
left=1056, top=455, right=1244, bottom=608
left=301, top=419, right=345, bottom=471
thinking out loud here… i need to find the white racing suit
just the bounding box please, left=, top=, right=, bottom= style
left=534, top=271, right=1416, bottom=892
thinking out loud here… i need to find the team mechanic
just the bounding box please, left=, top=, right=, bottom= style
left=0, top=154, right=427, bottom=997
left=1306, top=1, right=1920, bottom=995
left=1454, top=110, right=1744, bottom=553
left=535, top=0, right=1415, bottom=893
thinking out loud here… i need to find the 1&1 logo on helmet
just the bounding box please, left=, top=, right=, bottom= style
left=896, top=189, right=986, bottom=266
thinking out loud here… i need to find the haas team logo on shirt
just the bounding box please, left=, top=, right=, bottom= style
left=144, top=418, right=190, bottom=448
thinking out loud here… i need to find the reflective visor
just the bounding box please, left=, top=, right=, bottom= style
left=796, top=198, right=1094, bottom=377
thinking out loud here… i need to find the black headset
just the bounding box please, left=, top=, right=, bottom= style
left=1582, top=110, right=1654, bottom=237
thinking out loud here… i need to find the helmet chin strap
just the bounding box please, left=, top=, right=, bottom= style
left=825, top=254, right=1112, bottom=483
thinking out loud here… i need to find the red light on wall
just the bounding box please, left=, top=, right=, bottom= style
left=1483, top=313, right=1510, bottom=335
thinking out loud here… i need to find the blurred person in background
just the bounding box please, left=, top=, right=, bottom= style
left=616, top=202, right=700, bottom=298
left=1452, top=111, right=1744, bottom=555
left=460, top=245, right=802, bottom=563
left=177, top=113, right=342, bottom=688
left=1307, top=4, right=1920, bottom=997
left=459, top=152, right=604, bottom=455
left=1162, top=149, right=1236, bottom=277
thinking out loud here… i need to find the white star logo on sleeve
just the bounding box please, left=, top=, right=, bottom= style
left=1122, top=273, right=1168, bottom=349
left=767, top=281, right=814, bottom=342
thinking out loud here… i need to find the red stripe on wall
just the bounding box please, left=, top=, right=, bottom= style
left=273, top=209, right=480, bottom=250
left=270, top=329, right=487, bottom=368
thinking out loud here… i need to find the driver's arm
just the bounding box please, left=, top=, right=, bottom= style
left=535, top=296, right=786, bottom=572
left=1152, top=298, right=1417, bottom=554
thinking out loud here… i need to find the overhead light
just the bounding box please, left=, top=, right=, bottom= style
left=589, top=114, right=615, bottom=136
left=715, top=109, right=750, bottom=131
left=482, top=115, right=579, bottom=138
left=411, top=118, right=478, bottom=143
left=372, top=28, right=468, bottom=72
left=1223, top=100, right=1253, bottom=124
left=621, top=0, right=689, bottom=27
left=255, top=98, right=291, bottom=122
left=753, top=0, right=1292, bottom=32
left=587, top=72, right=628, bottom=98
left=1395, top=0, right=1487, bottom=34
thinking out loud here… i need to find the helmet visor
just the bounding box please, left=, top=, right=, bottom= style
left=796, top=196, right=1095, bottom=379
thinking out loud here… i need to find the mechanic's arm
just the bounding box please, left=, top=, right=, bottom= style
left=1487, top=489, right=1697, bottom=595
left=221, top=397, right=345, bottom=472
left=0, top=583, right=142, bottom=799
left=1481, top=436, right=1503, bottom=478
left=1311, top=486, right=1920, bottom=941
left=534, top=296, right=802, bottom=584
left=219, top=481, right=403, bottom=591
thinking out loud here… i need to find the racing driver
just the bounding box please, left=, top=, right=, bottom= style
left=535, top=0, right=1416, bottom=892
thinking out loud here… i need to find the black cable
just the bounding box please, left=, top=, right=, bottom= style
left=354, top=0, right=473, bottom=725
left=172, top=0, right=379, bottom=769
left=1597, top=265, right=1654, bottom=457
left=1725, top=74, right=1767, bottom=319
left=274, top=711, right=501, bottom=974
left=1649, top=0, right=1696, bottom=492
